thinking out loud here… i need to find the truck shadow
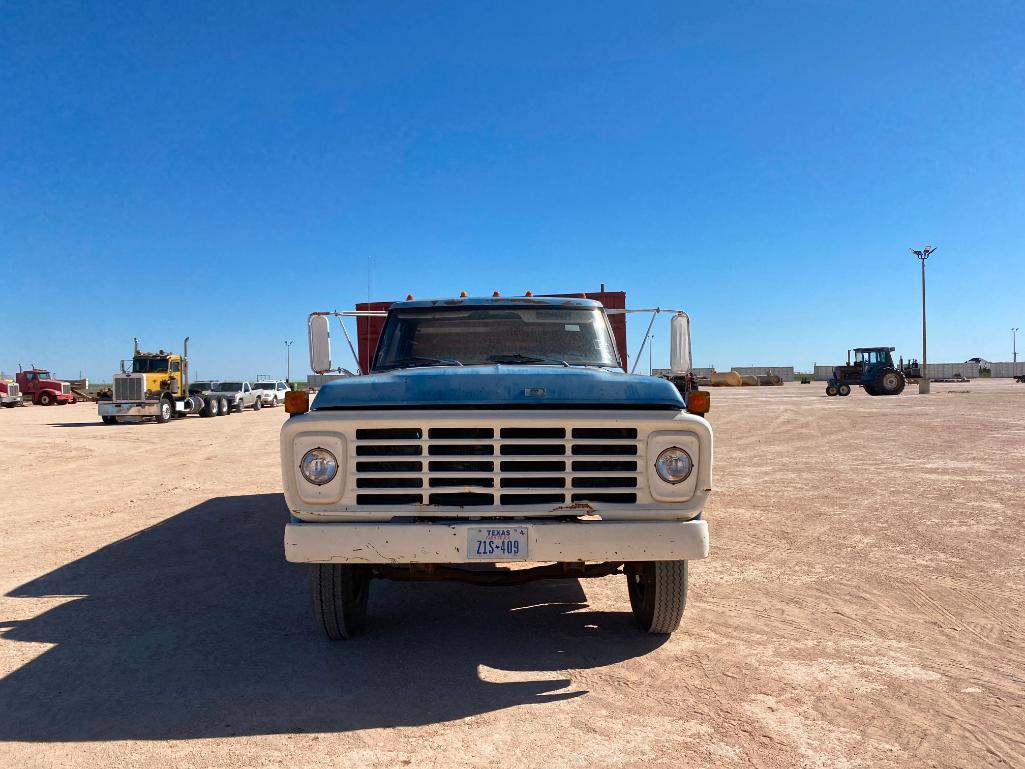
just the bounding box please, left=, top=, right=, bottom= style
left=0, top=493, right=664, bottom=741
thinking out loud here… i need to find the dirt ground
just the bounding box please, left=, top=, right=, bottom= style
left=1, top=380, right=1023, bottom=768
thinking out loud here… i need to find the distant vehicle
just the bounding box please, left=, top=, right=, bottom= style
left=252, top=380, right=289, bottom=407
left=1, top=380, right=23, bottom=408
left=98, top=339, right=228, bottom=423
left=210, top=381, right=262, bottom=412
left=16, top=369, right=75, bottom=406
left=826, top=347, right=906, bottom=397
left=188, top=380, right=218, bottom=395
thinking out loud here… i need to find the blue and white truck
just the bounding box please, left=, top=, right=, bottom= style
left=280, top=293, right=712, bottom=638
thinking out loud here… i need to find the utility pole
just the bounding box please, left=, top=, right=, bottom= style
left=1013, top=327, right=1019, bottom=379
left=285, top=340, right=294, bottom=382
left=909, top=246, right=936, bottom=394
left=649, top=333, right=654, bottom=375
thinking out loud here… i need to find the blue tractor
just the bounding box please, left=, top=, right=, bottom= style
left=826, top=347, right=906, bottom=397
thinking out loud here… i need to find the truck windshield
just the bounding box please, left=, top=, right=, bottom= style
left=132, top=358, right=169, bottom=374
left=253, top=382, right=275, bottom=390
left=373, top=306, right=620, bottom=371
left=213, top=382, right=242, bottom=391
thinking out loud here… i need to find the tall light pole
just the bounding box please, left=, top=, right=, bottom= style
left=909, top=246, right=936, bottom=394
left=285, top=340, right=294, bottom=382
left=1013, top=328, right=1019, bottom=379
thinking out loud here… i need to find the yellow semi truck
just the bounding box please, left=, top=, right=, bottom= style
left=98, top=338, right=228, bottom=424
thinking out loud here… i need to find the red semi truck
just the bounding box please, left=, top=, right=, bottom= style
left=15, top=369, right=76, bottom=406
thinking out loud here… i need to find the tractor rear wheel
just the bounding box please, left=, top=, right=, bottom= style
left=838, top=383, right=851, bottom=396
left=874, top=368, right=906, bottom=396
left=826, top=384, right=838, bottom=396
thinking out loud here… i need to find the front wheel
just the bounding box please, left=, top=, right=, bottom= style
left=825, top=384, right=838, bottom=396
left=38, top=392, right=54, bottom=406
left=271, top=397, right=279, bottom=408
left=311, top=564, right=371, bottom=639
left=155, top=399, right=173, bottom=423
left=253, top=397, right=262, bottom=411
left=838, top=383, right=851, bottom=396
left=626, top=560, right=688, bottom=634
left=101, top=415, right=117, bottom=424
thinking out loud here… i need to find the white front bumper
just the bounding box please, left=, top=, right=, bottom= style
left=284, top=518, right=708, bottom=564
left=98, top=402, right=160, bottom=417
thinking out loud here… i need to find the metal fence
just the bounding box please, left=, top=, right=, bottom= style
left=731, top=366, right=795, bottom=382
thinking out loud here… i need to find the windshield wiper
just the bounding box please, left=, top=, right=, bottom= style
left=386, top=356, right=464, bottom=369
left=487, top=353, right=571, bottom=367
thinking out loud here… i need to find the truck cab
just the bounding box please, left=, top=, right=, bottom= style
left=281, top=294, right=713, bottom=639
left=16, top=369, right=75, bottom=406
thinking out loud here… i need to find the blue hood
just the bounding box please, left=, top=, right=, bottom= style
left=312, top=366, right=685, bottom=410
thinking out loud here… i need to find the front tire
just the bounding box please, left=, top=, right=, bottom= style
left=38, top=392, right=54, bottom=406
left=253, top=397, right=262, bottom=411
left=271, top=397, right=279, bottom=408
left=838, top=383, right=851, bottom=396
left=311, top=564, right=371, bottom=639
left=155, top=398, right=173, bottom=423
left=626, top=561, right=688, bottom=634
left=101, top=415, right=117, bottom=424
left=825, top=384, right=838, bottom=396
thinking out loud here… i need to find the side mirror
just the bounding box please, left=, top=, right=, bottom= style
left=309, top=315, right=332, bottom=374
left=669, top=312, right=692, bottom=374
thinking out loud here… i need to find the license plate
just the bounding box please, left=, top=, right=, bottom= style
left=467, top=527, right=528, bottom=561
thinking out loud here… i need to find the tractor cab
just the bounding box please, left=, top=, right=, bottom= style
left=126, top=352, right=185, bottom=396
left=852, top=347, right=895, bottom=369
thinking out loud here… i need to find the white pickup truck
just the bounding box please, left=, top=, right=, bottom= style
left=280, top=295, right=712, bottom=639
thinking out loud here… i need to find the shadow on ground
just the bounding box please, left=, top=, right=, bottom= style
left=0, top=494, right=663, bottom=741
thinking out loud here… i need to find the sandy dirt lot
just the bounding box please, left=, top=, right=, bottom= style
left=1, top=381, right=1023, bottom=768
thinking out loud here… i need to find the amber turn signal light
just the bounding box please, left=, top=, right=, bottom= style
left=686, top=390, right=710, bottom=415
left=285, top=389, right=310, bottom=415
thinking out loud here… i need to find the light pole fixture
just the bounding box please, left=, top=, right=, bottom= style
left=909, top=245, right=936, bottom=393
left=285, top=340, right=294, bottom=383
left=1013, top=328, right=1020, bottom=379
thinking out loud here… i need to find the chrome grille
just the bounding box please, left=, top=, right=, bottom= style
left=61, top=382, right=71, bottom=395
left=114, top=374, right=145, bottom=403
left=353, top=426, right=641, bottom=506
left=7, top=383, right=19, bottom=398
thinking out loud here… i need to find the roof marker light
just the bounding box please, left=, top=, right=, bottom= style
left=406, top=294, right=414, bottom=300
left=525, top=290, right=533, bottom=296
left=460, top=291, right=467, bottom=297
left=492, top=291, right=501, bottom=297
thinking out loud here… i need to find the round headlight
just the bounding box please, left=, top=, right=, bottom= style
left=655, top=446, right=693, bottom=484
left=300, top=448, right=338, bottom=486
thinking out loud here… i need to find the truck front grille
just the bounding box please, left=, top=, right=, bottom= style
left=61, top=383, right=71, bottom=395
left=7, top=383, right=19, bottom=398
left=114, top=375, right=145, bottom=403
left=353, top=425, right=641, bottom=506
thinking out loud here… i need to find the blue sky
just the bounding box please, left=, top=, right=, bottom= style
left=2, top=1, right=1023, bottom=380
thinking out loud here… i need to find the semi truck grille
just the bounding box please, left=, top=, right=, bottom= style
left=7, top=383, right=19, bottom=397
left=61, top=383, right=71, bottom=395
left=353, top=426, right=641, bottom=506
left=114, top=375, right=145, bottom=402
